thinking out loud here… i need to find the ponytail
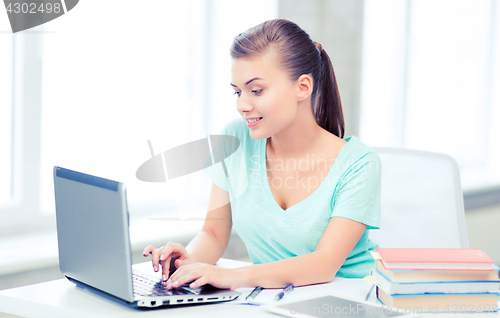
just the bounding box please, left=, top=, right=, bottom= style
left=314, top=42, right=345, bottom=138
left=231, top=19, right=345, bottom=138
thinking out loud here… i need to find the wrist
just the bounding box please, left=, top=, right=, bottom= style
left=235, top=266, right=255, bottom=289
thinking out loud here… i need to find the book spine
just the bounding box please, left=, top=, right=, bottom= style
left=376, top=287, right=500, bottom=314
left=374, top=270, right=500, bottom=294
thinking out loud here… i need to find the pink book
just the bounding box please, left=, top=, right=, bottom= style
left=376, top=248, right=495, bottom=271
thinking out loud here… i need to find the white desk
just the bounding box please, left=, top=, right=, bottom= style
left=0, top=259, right=498, bottom=318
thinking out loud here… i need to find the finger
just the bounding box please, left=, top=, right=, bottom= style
left=151, top=247, right=165, bottom=272
left=158, top=243, right=185, bottom=276
left=175, top=258, right=182, bottom=268
left=142, top=245, right=156, bottom=257
left=161, top=255, right=173, bottom=281
left=189, top=276, right=209, bottom=289
left=166, top=263, right=188, bottom=284
left=167, top=268, right=202, bottom=289
left=167, top=263, right=198, bottom=286
left=159, top=242, right=185, bottom=262
left=167, top=263, right=206, bottom=288
left=169, top=256, right=179, bottom=277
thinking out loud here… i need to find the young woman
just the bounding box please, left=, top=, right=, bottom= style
left=143, top=19, right=381, bottom=290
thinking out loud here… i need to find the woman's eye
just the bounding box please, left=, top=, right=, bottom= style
left=233, top=91, right=241, bottom=96
left=251, top=89, right=262, bottom=95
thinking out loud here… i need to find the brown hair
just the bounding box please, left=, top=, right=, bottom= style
left=230, top=19, right=345, bottom=138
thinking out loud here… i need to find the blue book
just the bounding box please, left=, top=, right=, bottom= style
left=376, top=286, right=499, bottom=314
left=373, top=269, right=500, bottom=294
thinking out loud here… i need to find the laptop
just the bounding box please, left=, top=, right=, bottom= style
left=53, top=166, right=240, bottom=308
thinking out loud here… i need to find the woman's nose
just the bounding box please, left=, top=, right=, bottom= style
left=236, top=95, right=253, bottom=113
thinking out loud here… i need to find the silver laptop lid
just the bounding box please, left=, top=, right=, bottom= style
left=53, top=166, right=135, bottom=302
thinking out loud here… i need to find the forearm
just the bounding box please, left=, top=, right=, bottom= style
left=236, top=250, right=341, bottom=289
left=185, top=230, right=226, bottom=265
left=234, top=218, right=367, bottom=289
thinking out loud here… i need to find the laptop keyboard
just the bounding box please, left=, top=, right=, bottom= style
left=132, top=270, right=198, bottom=297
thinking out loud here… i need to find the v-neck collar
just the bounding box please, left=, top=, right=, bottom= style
left=260, top=136, right=355, bottom=217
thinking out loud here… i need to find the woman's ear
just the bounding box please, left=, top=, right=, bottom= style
left=296, top=74, right=313, bottom=101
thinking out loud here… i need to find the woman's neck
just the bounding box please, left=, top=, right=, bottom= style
left=267, top=103, right=327, bottom=159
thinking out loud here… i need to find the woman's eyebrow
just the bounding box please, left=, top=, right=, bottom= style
left=230, top=77, right=264, bottom=88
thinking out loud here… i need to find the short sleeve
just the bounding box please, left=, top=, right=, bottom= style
left=204, top=162, right=229, bottom=191
left=330, top=152, right=382, bottom=229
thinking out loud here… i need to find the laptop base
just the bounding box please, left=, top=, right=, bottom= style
left=67, top=275, right=240, bottom=309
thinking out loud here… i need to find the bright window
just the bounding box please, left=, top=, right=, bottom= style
left=361, top=0, right=500, bottom=191
left=0, top=21, right=13, bottom=205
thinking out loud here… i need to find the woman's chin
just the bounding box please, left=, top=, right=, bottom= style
left=248, top=130, right=267, bottom=140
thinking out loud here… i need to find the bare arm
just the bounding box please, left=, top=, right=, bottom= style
left=166, top=215, right=368, bottom=290
left=144, top=182, right=233, bottom=280
left=166, top=216, right=367, bottom=290
left=185, top=182, right=233, bottom=265
left=235, top=216, right=367, bottom=288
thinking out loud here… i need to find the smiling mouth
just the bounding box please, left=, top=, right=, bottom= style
left=247, top=117, right=263, bottom=123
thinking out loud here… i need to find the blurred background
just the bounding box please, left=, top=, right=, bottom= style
left=0, top=0, right=499, bottom=302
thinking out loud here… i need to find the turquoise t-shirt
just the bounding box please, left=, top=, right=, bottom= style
left=204, top=118, right=381, bottom=278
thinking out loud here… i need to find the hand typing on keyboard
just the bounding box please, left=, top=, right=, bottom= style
left=132, top=270, right=202, bottom=297
left=143, top=242, right=248, bottom=290
left=164, top=262, right=248, bottom=291
left=143, top=242, right=193, bottom=282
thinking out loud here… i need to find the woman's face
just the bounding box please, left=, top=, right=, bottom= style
left=230, top=51, right=300, bottom=140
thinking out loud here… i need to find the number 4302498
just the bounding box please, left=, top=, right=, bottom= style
left=5, top=2, right=61, bottom=14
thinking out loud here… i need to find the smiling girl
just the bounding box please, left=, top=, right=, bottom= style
left=143, top=19, right=381, bottom=290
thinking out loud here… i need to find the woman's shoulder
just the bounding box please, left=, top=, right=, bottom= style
left=340, top=135, right=381, bottom=168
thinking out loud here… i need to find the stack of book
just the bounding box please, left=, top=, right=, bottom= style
left=371, top=248, right=500, bottom=314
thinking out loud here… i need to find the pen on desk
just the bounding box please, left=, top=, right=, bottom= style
left=245, top=286, right=263, bottom=301
left=365, top=284, right=375, bottom=301
left=274, top=284, right=294, bottom=301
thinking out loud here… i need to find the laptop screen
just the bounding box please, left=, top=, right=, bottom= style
left=54, top=166, right=135, bottom=302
